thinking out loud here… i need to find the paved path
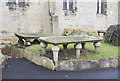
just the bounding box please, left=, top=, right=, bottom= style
left=2, top=58, right=119, bottom=79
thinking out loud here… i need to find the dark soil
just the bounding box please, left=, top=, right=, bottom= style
left=45, top=48, right=95, bottom=61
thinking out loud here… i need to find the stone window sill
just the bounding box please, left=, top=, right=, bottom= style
left=64, top=10, right=76, bottom=16
left=96, top=13, right=107, bottom=19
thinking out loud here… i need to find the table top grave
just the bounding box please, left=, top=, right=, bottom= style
left=39, top=35, right=103, bottom=45
left=15, top=33, right=54, bottom=39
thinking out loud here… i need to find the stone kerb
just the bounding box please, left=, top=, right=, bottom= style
left=98, top=58, right=118, bottom=68
left=56, top=60, right=78, bottom=71
left=78, top=60, right=99, bottom=71
left=3, top=45, right=118, bottom=71
left=0, top=41, right=12, bottom=65
left=4, top=45, right=55, bottom=70
left=56, top=59, right=118, bottom=71
left=24, top=53, right=55, bottom=70
left=56, top=60, right=99, bottom=71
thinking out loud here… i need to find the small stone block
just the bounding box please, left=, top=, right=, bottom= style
left=56, top=60, right=78, bottom=71
left=98, top=58, right=118, bottom=68
left=94, top=42, right=101, bottom=47
left=41, top=57, right=55, bottom=70
left=32, top=54, right=42, bottom=65
left=78, top=60, right=98, bottom=71
left=0, top=45, right=5, bottom=49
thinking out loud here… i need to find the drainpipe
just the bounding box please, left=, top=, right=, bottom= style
left=48, top=1, right=53, bottom=34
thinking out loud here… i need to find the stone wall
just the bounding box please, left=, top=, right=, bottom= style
left=0, top=0, right=118, bottom=35
left=0, top=0, right=45, bottom=33
left=55, top=1, right=118, bottom=34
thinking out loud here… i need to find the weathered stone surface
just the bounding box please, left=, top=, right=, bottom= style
left=40, top=42, right=47, bottom=55
left=78, top=60, right=98, bottom=71
left=94, top=42, right=101, bottom=53
left=23, top=50, right=33, bottom=61
left=4, top=45, right=118, bottom=71
left=0, top=50, right=5, bottom=64
left=98, top=58, right=118, bottom=68
left=31, top=54, right=42, bottom=65
left=31, top=55, right=55, bottom=70
left=56, top=60, right=78, bottom=71
left=17, top=48, right=24, bottom=57
left=0, top=41, right=11, bottom=45
left=10, top=46, right=23, bottom=57
left=4, top=55, right=12, bottom=59
left=39, top=35, right=102, bottom=44
left=52, top=46, right=60, bottom=66
left=0, top=45, right=5, bottom=49
left=75, top=43, right=82, bottom=58
left=41, top=57, right=55, bottom=70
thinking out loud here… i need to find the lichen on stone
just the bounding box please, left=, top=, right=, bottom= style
left=62, top=28, right=98, bottom=37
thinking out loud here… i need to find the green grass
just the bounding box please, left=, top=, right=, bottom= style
left=25, top=41, right=118, bottom=60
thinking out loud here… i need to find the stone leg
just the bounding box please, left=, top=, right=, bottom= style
left=26, top=41, right=31, bottom=46
left=63, top=44, right=68, bottom=59
left=52, top=46, right=60, bottom=66
left=25, top=39, right=31, bottom=46
left=81, top=43, right=86, bottom=49
left=40, top=42, right=47, bottom=55
left=18, top=38, right=24, bottom=45
left=94, top=42, right=101, bottom=53
left=63, top=44, right=68, bottom=50
left=75, top=43, right=82, bottom=58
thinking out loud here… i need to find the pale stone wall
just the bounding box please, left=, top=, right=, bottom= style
left=0, top=0, right=119, bottom=35
left=0, top=0, right=45, bottom=33
left=55, top=1, right=118, bottom=34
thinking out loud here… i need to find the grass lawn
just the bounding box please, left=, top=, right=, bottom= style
left=25, top=41, right=118, bottom=60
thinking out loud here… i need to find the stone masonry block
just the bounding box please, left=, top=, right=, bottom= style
left=56, top=60, right=78, bottom=71
left=98, top=58, right=118, bottom=68
left=78, top=60, right=98, bottom=71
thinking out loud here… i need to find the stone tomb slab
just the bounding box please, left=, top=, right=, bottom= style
left=15, top=33, right=55, bottom=45
left=39, top=35, right=103, bottom=66
left=39, top=35, right=103, bottom=45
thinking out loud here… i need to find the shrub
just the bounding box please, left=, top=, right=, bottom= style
left=62, top=28, right=98, bottom=37
left=62, top=29, right=83, bottom=36
left=83, top=27, right=98, bottom=37
left=104, top=25, right=120, bottom=46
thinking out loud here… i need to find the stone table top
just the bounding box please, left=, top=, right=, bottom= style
left=39, top=35, right=103, bottom=45
left=98, top=30, right=106, bottom=33
left=14, top=33, right=55, bottom=39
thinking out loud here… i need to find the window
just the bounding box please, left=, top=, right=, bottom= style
left=18, top=0, right=26, bottom=7
left=69, top=0, right=73, bottom=11
left=97, top=0, right=107, bottom=15
left=6, top=0, right=16, bottom=11
left=63, top=0, right=67, bottom=10
left=63, top=0, right=74, bottom=11
left=6, top=0, right=29, bottom=11
left=7, top=0, right=26, bottom=4
left=7, top=0, right=16, bottom=5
